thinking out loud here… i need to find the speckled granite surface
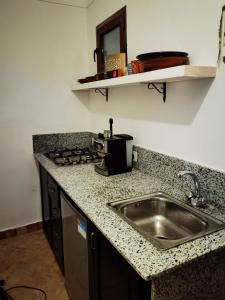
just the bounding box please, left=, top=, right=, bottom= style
left=134, top=145, right=225, bottom=209
left=151, top=249, right=225, bottom=299
left=32, top=132, right=93, bottom=153
left=35, top=153, right=225, bottom=282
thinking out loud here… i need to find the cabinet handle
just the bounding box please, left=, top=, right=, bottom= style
left=52, top=208, right=59, bottom=219
left=90, top=232, right=97, bottom=250
left=49, top=187, right=55, bottom=193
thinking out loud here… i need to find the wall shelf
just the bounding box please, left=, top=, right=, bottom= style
left=72, top=65, right=217, bottom=102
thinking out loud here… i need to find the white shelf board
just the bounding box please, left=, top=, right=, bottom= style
left=72, top=65, right=217, bottom=91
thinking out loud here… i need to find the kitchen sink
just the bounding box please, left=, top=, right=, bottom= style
left=107, top=192, right=225, bottom=250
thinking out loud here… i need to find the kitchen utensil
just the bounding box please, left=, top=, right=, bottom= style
left=104, top=130, right=111, bottom=139
left=77, top=78, right=89, bottom=84
left=136, top=51, right=188, bottom=61
left=109, top=118, right=113, bottom=138
left=95, top=73, right=105, bottom=81
left=93, top=118, right=133, bottom=176
left=106, top=69, right=122, bottom=79
left=131, top=60, right=142, bottom=74
left=104, top=53, right=126, bottom=75
left=85, top=76, right=96, bottom=82
left=139, top=56, right=189, bottom=72
left=127, top=63, right=132, bottom=75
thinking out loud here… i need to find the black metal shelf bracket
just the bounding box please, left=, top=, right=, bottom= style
left=147, top=82, right=167, bottom=102
left=95, top=88, right=109, bottom=101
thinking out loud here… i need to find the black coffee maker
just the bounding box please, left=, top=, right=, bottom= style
left=93, top=118, right=133, bottom=176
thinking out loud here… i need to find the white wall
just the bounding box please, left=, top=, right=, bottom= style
left=0, top=0, right=89, bottom=230
left=87, top=0, right=225, bottom=172
left=1, top=0, right=225, bottom=231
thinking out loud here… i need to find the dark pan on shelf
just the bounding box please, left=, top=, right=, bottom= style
left=85, top=76, right=96, bottom=82
left=78, top=78, right=88, bottom=84
left=139, top=56, right=189, bottom=72
left=78, top=76, right=96, bottom=83
left=137, top=51, right=188, bottom=61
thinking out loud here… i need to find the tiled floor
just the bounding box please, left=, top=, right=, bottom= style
left=0, top=230, right=69, bottom=300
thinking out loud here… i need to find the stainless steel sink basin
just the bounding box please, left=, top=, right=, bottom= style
left=107, top=192, right=225, bottom=250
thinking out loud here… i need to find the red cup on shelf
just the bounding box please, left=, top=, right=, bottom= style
left=131, top=60, right=142, bottom=74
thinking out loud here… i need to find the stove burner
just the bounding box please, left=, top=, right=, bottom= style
left=68, top=155, right=81, bottom=164
left=54, top=157, right=70, bottom=165
left=80, top=155, right=87, bottom=163
left=61, top=150, right=73, bottom=157
left=73, top=150, right=84, bottom=155
left=45, top=147, right=101, bottom=166
left=48, top=151, right=61, bottom=159
left=85, top=154, right=94, bottom=163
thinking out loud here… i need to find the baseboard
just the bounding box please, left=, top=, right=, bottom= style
left=0, top=221, right=43, bottom=240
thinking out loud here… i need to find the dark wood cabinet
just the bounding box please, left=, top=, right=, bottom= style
left=95, top=228, right=150, bottom=300
left=39, top=165, right=64, bottom=273
left=40, top=166, right=52, bottom=245
left=39, top=164, right=150, bottom=299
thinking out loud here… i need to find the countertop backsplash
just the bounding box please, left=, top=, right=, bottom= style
left=32, top=132, right=225, bottom=210
left=133, top=145, right=225, bottom=210
left=32, top=132, right=93, bottom=153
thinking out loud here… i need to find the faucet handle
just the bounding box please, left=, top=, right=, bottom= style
left=191, top=196, right=207, bottom=208
left=184, top=191, right=207, bottom=207
left=186, top=191, right=207, bottom=207
left=185, top=191, right=194, bottom=200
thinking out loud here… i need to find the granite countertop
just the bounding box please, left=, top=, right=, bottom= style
left=35, top=153, right=225, bottom=281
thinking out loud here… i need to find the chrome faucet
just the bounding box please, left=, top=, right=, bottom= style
left=177, top=171, right=207, bottom=207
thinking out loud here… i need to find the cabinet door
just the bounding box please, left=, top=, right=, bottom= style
left=40, top=166, right=52, bottom=246
left=39, top=165, right=64, bottom=273
left=52, top=230, right=64, bottom=274
left=88, top=228, right=100, bottom=300
left=96, top=230, right=150, bottom=300
left=48, top=175, right=64, bottom=273
left=48, top=175, right=61, bottom=234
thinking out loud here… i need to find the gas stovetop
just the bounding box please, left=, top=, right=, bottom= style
left=45, top=147, right=101, bottom=166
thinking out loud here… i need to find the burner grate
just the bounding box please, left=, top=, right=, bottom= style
left=45, top=147, right=101, bottom=166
